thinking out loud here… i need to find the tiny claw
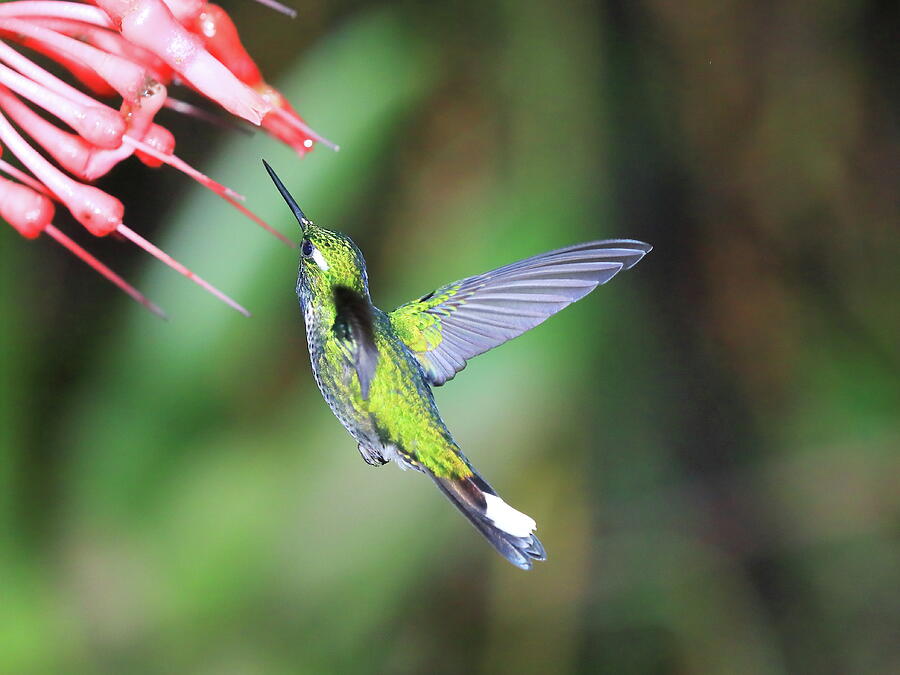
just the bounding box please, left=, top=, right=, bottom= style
left=44, top=224, right=167, bottom=319
left=116, top=224, right=251, bottom=317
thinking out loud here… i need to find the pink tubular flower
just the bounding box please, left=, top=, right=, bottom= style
left=0, top=154, right=166, bottom=317
left=194, top=3, right=334, bottom=153
left=0, top=0, right=331, bottom=317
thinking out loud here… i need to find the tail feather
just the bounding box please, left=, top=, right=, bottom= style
left=431, top=470, right=546, bottom=570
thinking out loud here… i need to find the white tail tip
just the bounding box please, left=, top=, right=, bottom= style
left=483, top=493, right=537, bottom=538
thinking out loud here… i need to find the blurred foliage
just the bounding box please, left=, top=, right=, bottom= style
left=1, top=0, right=898, bottom=673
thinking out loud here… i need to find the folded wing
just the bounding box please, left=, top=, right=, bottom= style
left=389, top=239, right=651, bottom=385
left=333, top=285, right=379, bottom=399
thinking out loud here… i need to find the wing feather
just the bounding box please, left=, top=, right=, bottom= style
left=389, top=239, right=651, bottom=385
left=333, top=286, right=379, bottom=399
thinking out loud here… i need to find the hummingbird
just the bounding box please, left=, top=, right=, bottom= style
left=263, top=161, right=651, bottom=570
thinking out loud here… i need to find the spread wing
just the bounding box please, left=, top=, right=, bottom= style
left=333, top=286, right=379, bottom=399
left=389, top=239, right=651, bottom=385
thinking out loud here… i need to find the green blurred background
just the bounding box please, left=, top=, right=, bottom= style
left=1, top=0, right=898, bottom=673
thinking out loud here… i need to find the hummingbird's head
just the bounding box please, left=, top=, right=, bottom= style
left=263, top=160, right=369, bottom=304
left=297, top=223, right=368, bottom=294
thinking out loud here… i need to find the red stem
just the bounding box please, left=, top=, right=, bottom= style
left=116, top=224, right=251, bottom=317
left=45, top=224, right=167, bottom=319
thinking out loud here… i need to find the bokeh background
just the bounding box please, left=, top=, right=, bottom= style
left=1, top=0, right=898, bottom=673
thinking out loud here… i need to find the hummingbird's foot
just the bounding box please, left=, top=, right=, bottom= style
left=357, top=443, right=388, bottom=467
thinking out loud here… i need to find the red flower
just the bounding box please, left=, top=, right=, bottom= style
left=0, top=0, right=332, bottom=317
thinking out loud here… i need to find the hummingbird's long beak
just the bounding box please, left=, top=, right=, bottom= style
left=262, top=159, right=308, bottom=233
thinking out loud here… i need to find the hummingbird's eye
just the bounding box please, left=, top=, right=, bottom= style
left=301, top=240, right=314, bottom=257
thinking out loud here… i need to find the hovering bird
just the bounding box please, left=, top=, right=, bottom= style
left=264, top=161, right=651, bottom=569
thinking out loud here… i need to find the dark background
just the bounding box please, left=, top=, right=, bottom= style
left=1, top=0, right=898, bottom=672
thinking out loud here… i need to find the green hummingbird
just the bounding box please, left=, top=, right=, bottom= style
left=264, top=161, right=651, bottom=570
